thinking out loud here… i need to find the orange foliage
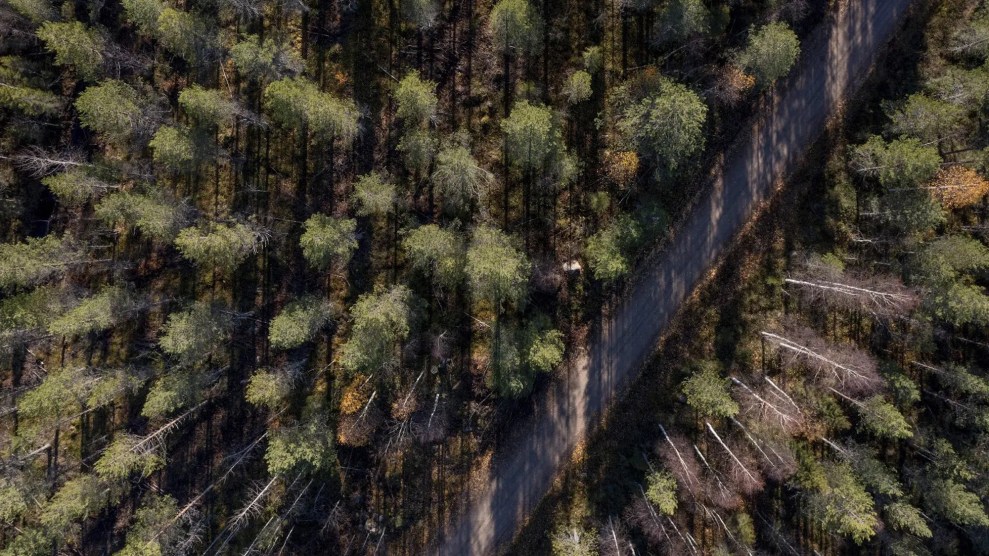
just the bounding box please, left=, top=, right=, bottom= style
left=603, top=150, right=640, bottom=188
left=931, top=166, right=989, bottom=209
left=340, top=374, right=371, bottom=414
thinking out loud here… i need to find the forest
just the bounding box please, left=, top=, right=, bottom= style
left=0, top=0, right=985, bottom=554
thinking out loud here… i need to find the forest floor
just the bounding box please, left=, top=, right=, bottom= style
left=433, top=0, right=917, bottom=553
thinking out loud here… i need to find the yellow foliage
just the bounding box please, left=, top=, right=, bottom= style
left=931, top=166, right=989, bottom=209
left=603, top=150, right=639, bottom=188
left=340, top=374, right=370, bottom=414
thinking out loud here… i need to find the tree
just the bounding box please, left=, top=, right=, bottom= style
left=806, top=462, right=878, bottom=544
left=585, top=214, right=641, bottom=282
left=857, top=395, right=912, bottom=439
left=885, top=93, right=966, bottom=145
left=562, top=71, right=593, bottom=105
left=0, top=286, right=64, bottom=346
left=42, top=169, right=114, bottom=206
left=394, top=71, right=437, bottom=128
left=737, top=22, right=800, bottom=87
left=265, top=419, right=336, bottom=476
left=48, top=286, right=137, bottom=338
left=402, top=0, right=439, bottom=29
left=8, top=0, right=57, bottom=23
left=178, top=85, right=239, bottom=127
left=174, top=222, right=262, bottom=271
left=502, top=101, right=554, bottom=173
left=403, top=224, right=465, bottom=289
left=851, top=137, right=942, bottom=189
left=230, top=34, right=302, bottom=81
left=155, top=7, right=217, bottom=65
left=299, top=214, right=357, bottom=271
left=526, top=327, right=564, bottom=373
left=617, top=78, right=707, bottom=172
left=117, top=495, right=191, bottom=556
left=149, top=125, right=198, bottom=171
left=466, top=226, right=529, bottom=307
left=158, top=302, right=233, bottom=364
left=264, top=77, right=359, bottom=144
left=654, top=0, right=709, bottom=47
left=0, top=234, right=79, bottom=290
left=488, top=0, right=540, bottom=54
left=929, top=166, right=989, bottom=209
left=925, top=479, right=989, bottom=527
left=885, top=502, right=932, bottom=538
left=551, top=522, right=598, bottom=556
left=269, top=296, right=335, bottom=350
left=40, top=475, right=110, bottom=530
left=37, top=21, right=104, bottom=81
left=95, top=190, right=185, bottom=241
left=397, top=129, right=437, bottom=176
left=75, top=80, right=143, bottom=144
left=246, top=370, right=292, bottom=409
left=432, top=142, right=492, bottom=213
left=645, top=469, right=678, bottom=515
left=681, top=362, right=739, bottom=418
left=339, top=285, right=413, bottom=374
left=351, top=171, right=396, bottom=217
left=94, top=434, right=165, bottom=481
left=121, top=0, right=165, bottom=35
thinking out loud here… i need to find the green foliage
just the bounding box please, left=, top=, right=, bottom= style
left=117, top=495, right=185, bottom=556
left=395, top=71, right=438, bottom=127
left=466, top=226, right=529, bottom=307
left=0, top=479, right=28, bottom=524
left=37, top=21, right=104, bottom=81
left=149, top=125, right=197, bottom=171
left=585, top=214, right=641, bottom=282
left=885, top=501, right=933, bottom=538
left=0, top=286, right=64, bottom=346
left=351, top=171, right=396, bottom=217
left=269, top=296, right=335, bottom=350
left=550, top=522, right=598, bottom=556
left=339, top=285, right=413, bottom=374
left=0, top=234, right=77, bottom=290
left=174, top=222, right=260, bottom=271
left=582, top=46, right=603, bottom=74
left=95, top=190, right=185, bottom=241
left=680, top=362, right=738, bottom=418
left=42, top=169, right=112, bottom=206
left=737, top=22, right=800, bottom=87
left=885, top=93, right=966, bottom=144
left=488, top=0, right=541, bottom=54
left=299, top=214, right=357, bottom=271
left=502, top=101, right=554, bottom=172
left=857, top=395, right=912, bottom=439
left=645, top=469, right=678, bottom=515
left=397, top=129, right=437, bottom=175
left=141, top=370, right=205, bottom=418
left=923, top=280, right=989, bottom=327
left=121, top=0, right=165, bottom=35
left=230, top=34, right=302, bottom=81
left=432, top=143, right=492, bottom=212
left=655, top=0, right=709, bottom=45
left=850, top=136, right=942, bottom=189
left=158, top=303, right=233, bottom=364
left=925, top=479, right=989, bottom=527
left=403, top=224, right=465, bottom=289
left=562, top=71, right=593, bottom=105
left=246, top=370, right=292, bottom=409
left=155, top=7, right=216, bottom=64
left=17, top=366, right=85, bottom=423
left=526, top=328, right=564, bottom=373
left=617, top=78, right=707, bottom=172
left=75, top=80, right=142, bottom=143
left=265, top=420, right=335, bottom=476
left=489, top=321, right=526, bottom=398
left=845, top=444, right=903, bottom=497
left=919, top=235, right=989, bottom=277
left=178, top=85, right=238, bottom=127
left=806, top=462, right=878, bottom=544
left=94, top=434, right=164, bottom=481
left=0, top=80, right=61, bottom=116
left=40, top=475, right=108, bottom=529
left=264, top=77, right=359, bottom=143
left=0, top=526, right=52, bottom=556
left=8, top=0, right=56, bottom=23
left=48, top=286, right=135, bottom=338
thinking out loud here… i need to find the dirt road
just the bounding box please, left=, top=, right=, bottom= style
left=437, top=1, right=915, bottom=553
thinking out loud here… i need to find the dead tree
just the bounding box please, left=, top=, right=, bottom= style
left=762, top=324, right=882, bottom=396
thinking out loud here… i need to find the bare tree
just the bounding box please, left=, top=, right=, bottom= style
left=786, top=257, right=919, bottom=319
left=762, top=323, right=881, bottom=396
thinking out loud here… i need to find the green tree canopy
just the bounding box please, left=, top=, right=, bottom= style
left=95, top=190, right=185, bottom=241
left=645, top=469, right=678, bottom=515
left=37, top=21, right=104, bottom=81
left=299, top=214, right=357, bottom=271
left=654, top=0, right=709, bottom=46
left=432, top=142, right=492, bottom=213
left=0, top=234, right=79, bottom=290
left=857, top=395, right=912, bottom=440
left=680, top=362, right=738, bottom=418
left=265, top=419, right=336, bottom=476
left=48, top=286, right=137, bottom=338
left=264, top=77, right=359, bottom=144
left=403, top=224, right=465, bottom=289
left=488, top=0, right=541, bottom=55
left=466, top=226, right=529, bottom=307
left=351, top=171, right=397, bottom=217
left=737, top=22, right=801, bottom=87
left=230, top=34, right=302, bottom=81
left=158, top=302, right=233, bottom=364
left=178, top=85, right=239, bottom=127
left=885, top=93, right=967, bottom=144
left=502, top=101, right=555, bottom=173
left=806, top=462, right=878, bottom=544
left=174, top=222, right=261, bottom=271
left=394, top=71, right=438, bottom=128
left=617, top=78, right=707, bottom=172
left=585, top=214, right=641, bottom=282
left=75, top=80, right=143, bottom=144
left=269, top=296, right=335, bottom=350
left=121, top=0, right=165, bottom=35
left=562, top=71, right=593, bottom=105
left=155, top=7, right=217, bottom=65
left=339, top=285, right=413, bottom=374
left=149, top=125, right=198, bottom=171
left=42, top=169, right=113, bottom=206
left=850, top=136, right=942, bottom=189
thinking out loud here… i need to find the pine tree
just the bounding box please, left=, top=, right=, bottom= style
left=737, top=22, right=801, bottom=88
left=299, top=214, right=358, bottom=271
left=75, top=80, right=143, bottom=144
left=465, top=226, right=529, bottom=307
left=268, top=296, right=335, bottom=350
left=394, top=71, right=438, bottom=128
left=403, top=224, right=465, bottom=289
left=617, top=78, right=707, bottom=172
left=174, top=222, right=262, bottom=271
left=37, top=21, right=105, bottom=81
left=339, top=285, right=413, bottom=374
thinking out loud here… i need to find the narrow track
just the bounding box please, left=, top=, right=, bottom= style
left=437, top=1, right=917, bottom=553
